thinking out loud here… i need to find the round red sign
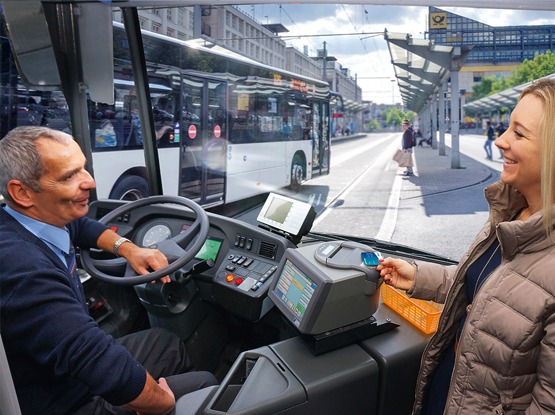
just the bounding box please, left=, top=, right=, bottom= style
left=214, top=125, right=221, bottom=138
left=188, top=125, right=197, bottom=139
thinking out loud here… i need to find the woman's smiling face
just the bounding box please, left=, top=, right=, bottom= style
left=495, top=93, right=543, bottom=202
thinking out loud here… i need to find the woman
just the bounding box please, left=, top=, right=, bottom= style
left=377, top=78, right=555, bottom=414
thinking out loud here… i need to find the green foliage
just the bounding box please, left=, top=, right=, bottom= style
left=509, top=50, right=555, bottom=84
left=380, top=107, right=416, bottom=127
left=471, top=78, right=494, bottom=101
left=470, top=50, right=555, bottom=101
left=365, top=119, right=381, bottom=131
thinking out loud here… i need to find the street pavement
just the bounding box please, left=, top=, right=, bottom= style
left=380, top=133, right=504, bottom=262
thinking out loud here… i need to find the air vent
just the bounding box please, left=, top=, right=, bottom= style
left=259, top=241, right=277, bottom=260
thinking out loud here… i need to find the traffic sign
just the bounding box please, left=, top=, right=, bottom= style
left=188, top=125, right=197, bottom=139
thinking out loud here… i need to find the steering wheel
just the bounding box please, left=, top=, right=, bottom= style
left=81, top=195, right=210, bottom=286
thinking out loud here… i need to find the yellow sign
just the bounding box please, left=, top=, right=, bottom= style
left=430, top=12, right=447, bottom=29
left=238, top=93, right=249, bottom=111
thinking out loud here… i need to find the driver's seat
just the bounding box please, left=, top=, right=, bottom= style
left=0, top=333, right=22, bottom=415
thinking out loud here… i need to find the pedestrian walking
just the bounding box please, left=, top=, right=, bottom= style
left=483, top=121, right=495, bottom=160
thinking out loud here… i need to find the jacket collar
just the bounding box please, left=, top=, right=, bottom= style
left=485, top=181, right=555, bottom=259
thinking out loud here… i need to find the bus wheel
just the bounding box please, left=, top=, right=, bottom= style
left=290, top=160, right=303, bottom=192
left=109, top=175, right=149, bottom=200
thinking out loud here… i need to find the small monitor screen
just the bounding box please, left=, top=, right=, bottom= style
left=257, top=193, right=314, bottom=237
left=195, top=238, right=223, bottom=261
left=264, top=198, right=293, bottom=225
left=273, top=259, right=317, bottom=324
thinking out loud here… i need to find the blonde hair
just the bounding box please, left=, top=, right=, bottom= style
left=518, top=78, right=555, bottom=234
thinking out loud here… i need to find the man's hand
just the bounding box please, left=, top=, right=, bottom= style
left=119, top=243, right=171, bottom=283
left=125, top=375, right=175, bottom=415
left=97, top=230, right=171, bottom=283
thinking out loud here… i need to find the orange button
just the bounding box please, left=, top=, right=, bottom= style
left=234, top=277, right=243, bottom=285
left=225, top=274, right=234, bottom=283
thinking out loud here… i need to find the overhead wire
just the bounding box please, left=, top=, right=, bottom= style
left=340, top=4, right=370, bottom=56
left=275, top=4, right=319, bottom=53
left=361, top=5, right=385, bottom=73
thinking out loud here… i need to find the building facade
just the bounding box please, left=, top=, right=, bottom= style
left=427, top=6, right=555, bottom=99
left=113, top=7, right=194, bottom=41
left=201, top=6, right=287, bottom=71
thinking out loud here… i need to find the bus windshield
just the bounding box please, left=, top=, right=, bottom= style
left=2, top=3, right=555, bottom=415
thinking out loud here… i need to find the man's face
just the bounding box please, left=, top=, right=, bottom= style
left=402, top=123, right=408, bottom=130
left=27, top=138, right=96, bottom=228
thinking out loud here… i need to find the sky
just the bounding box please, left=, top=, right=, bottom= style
left=238, top=4, right=555, bottom=104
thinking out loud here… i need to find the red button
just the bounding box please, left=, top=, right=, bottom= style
left=234, top=277, right=243, bottom=285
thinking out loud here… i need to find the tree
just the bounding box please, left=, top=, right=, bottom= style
left=379, top=107, right=416, bottom=128
left=470, top=77, right=494, bottom=101
left=508, top=50, right=555, bottom=85
left=470, top=51, right=555, bottom=101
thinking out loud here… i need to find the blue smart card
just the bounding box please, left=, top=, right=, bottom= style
left=361, top=251, right=383, bottom=267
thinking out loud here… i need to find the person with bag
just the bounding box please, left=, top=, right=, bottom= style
left=401, top=120, right=414, bottom=176
left=377, top=78, right=555, bottom=414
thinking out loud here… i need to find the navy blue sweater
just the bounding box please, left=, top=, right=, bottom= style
left=0, top=208, right=146, bottom=414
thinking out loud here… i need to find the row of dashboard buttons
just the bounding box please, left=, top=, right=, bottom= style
left=222, top=259, right=278, bottom=292
left=225, top=255, right=254, bottom=271
left=251, top=265, right=278, bottom=291
left=234, top=234, right=253, bottom=250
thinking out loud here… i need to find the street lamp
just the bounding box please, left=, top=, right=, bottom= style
left=391, top=79, right=396, bottom=106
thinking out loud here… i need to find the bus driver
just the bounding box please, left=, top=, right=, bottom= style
left=0, top=126, right=217, bottom=415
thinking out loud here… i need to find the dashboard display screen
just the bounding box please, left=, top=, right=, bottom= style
left=264, top=198, right=293, bottom=225
left=195, top=238, right=223, bottom=261
left=273, top=259, right=317, bottom=324
left=257, top=193, right=313, bottom=236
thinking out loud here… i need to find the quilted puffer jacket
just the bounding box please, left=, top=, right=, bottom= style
left=410, top=181, right=555, bottom=415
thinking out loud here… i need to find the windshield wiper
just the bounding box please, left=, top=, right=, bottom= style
left=304, top=232, right=457, bottom=266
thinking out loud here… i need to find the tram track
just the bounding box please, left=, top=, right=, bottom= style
left=312, top=134, right=399, bottom=227
left=219, top=133, right=399, bottom=232
left=312, top=155, right=387, bottom=227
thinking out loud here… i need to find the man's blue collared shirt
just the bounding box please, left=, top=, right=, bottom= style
left=3, top=205, right=70, bottom=266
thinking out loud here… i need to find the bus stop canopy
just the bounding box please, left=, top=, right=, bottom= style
left=464, top=73, right=555, bottom=114
left=385, top=31, right=471, bottom=113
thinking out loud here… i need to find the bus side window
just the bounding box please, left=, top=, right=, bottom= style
left=92, top=103, right=118, bottom=148
left=280, top=117, right=292, bottom=140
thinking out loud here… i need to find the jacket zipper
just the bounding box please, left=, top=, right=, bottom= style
left=443, top=226, right=503, bottom=414
left=413, top=228, right=496, bottom=414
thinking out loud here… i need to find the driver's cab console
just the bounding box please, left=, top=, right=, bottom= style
left=84, top=195, right=432, bottom=415
left=85, top=198, right=297, bottom=324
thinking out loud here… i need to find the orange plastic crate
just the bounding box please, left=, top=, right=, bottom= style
left=381, top=284, right=443, bottom=334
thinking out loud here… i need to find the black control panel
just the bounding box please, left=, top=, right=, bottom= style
left=217, top=251, right=278, bottom=293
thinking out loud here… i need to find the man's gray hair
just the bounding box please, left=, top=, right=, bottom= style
left=0, top=126, right=73, bottom=204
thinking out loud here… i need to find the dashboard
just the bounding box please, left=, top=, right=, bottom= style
left=87, top=199, right=296, bottom=321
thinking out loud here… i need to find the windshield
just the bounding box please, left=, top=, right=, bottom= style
left=4, top=4, right=555, bottom=415
left=1, top=3, right=553, bottom=264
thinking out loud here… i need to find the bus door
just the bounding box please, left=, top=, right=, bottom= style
left=179, top=76, right=227, bottom=206
left=311, top=101, right=330, bottom=176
